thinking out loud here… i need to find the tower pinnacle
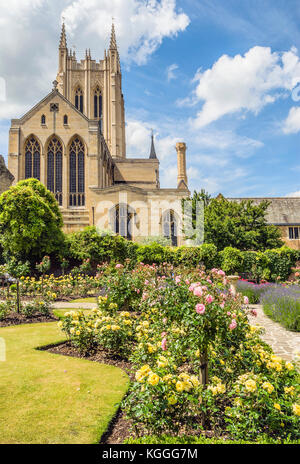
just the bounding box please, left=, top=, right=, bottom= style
left=149, top=131, right=157, bottom=159
left=110, top=21, right=118, bottom=50
left=59, top=22, right=67, bottom=49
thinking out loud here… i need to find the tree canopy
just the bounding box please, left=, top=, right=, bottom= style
left=185, top=191, right=284, bottom=251
left=0, top=178, right=64, bottom=263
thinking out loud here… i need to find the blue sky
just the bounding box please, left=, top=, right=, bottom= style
left=0, top=0, right=300, bottom=197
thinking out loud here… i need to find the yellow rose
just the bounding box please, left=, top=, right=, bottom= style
left=262, top=382, right=274, bottom=394
left=167, top=396, right=177, bottom=405
left=244, top=379, right=256, bottom=393
left=274, top=403, right=281, bottom=411
left=148, top=373, right=160, bottom=386
left=176, top=381, right=185, bottom=392
left=292, top=404, right=300, bottom=416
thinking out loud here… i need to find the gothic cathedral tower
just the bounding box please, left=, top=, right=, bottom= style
left=56, top=22, right=126, bottom=159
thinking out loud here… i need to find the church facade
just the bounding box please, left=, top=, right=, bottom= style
left=7, top=24, right=190, bottom=244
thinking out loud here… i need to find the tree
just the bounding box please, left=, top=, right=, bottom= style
left=204, top=195, right=283, bottom=251
left=0, top=179, right=64, bottom=263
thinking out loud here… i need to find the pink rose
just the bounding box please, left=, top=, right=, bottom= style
left=229, top=320, right=237, bottom=330
left=175, top=276, right=181, bottom=284
left=218, top=270, right=225, bottom=276
left=220, top=302, right=225, bottom=309
left=244, top=296, right=249, bottom=305
left=196, top=303, right=206, bottom=314
left=193, top=286, right=203, bottom=297
left=161, top=332, right=167, bottom=337
left=161, top=338, right=167, bottom=351
left=163, top=318, right=167, bottom=324
left=185, top=279, right=190, bottom=285
left=116, top=264, right=123, bottom=269
left=205, top=294, right=214, bottom=304
left=251, top=309, right=257, bottom=317
left=227, top=311, right=231, bottom=316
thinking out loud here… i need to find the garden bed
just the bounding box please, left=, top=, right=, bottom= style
left=0, top=311, right=57, bottom=327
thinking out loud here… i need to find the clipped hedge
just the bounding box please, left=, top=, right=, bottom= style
left=62, top=227, right=299, bottom=282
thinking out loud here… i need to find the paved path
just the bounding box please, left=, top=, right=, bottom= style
left=51, top=302, right=97, bottom=309
left=248, top=305, right=300, bottom=363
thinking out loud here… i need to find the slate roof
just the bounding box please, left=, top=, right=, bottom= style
left=227, top=197, right=300, bottom=226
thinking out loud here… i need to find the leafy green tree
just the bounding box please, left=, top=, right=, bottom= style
left=0, top=179, right=64, bottom=263
left=204, top=195, right=283, bottom=251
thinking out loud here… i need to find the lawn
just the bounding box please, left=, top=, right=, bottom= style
left=0, top=322, right=129, bottom=444
left=71, top=297, right=97, bottom=303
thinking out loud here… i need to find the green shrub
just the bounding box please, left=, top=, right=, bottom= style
left=220, top=247, right=243, bottom=275
left=137, top=242, right=166, bottom=264
left=264, top=247, right=298, bottom=282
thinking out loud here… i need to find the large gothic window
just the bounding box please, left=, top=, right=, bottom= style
left=47, top=137, right=63, bottom=206
left=163, top=210, right=178, bottom=246
left=110, top=204, right=135, bottom=240
left=25, top=136, right=40, bottom=180
left=75, top=87, right=83, bottom=113
left=69, top=137, right=85, bottom=207
left=94, top=87, right=103, bottom=119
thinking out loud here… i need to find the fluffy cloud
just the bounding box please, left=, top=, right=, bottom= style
left=286, top=190, right=300, bottom=197
left=0, top=0, right=189, bottom=119
left=166, top=63, right=179, bottom=81
left=62, top=0, right=189, bottom=65
left=282, top=106, right=300, bottom=134
left=185, top=46, right=300, bottom=128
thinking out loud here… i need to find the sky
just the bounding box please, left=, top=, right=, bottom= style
left=0, top=0, right=300, bottom=197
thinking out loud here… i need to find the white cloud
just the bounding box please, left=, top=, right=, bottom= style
left=185, top=46, right=300, bottom=128
left=286, top=190, right=300, bottom=197
left=166, top=63, right=178, bottom=81
left=62, top=0, right=189, bottom=65
left=282, top=106, right=300, bottom=134
left=0, top=0, right=189, bottom=120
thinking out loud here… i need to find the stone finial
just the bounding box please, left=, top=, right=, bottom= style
left=59, top=22, right=67, bottom=49
left=52, top=80, right=58, bottom=91
left=110, top=21, right=118, bottom=50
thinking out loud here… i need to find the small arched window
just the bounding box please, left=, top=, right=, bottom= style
left=63, top=115, right=68, bottom=125
left=75, top=87, right=83, bottom=113
left=47, top=137, right=63, bottom=206
left=163, top=210, right=178, bottom=246
left=25, top=136, right=41, bottom=180
left=94, top=86, right=102, bottom=119
left=41, top=114, right=46, bottom=125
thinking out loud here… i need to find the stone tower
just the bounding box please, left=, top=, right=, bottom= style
left=56, top=22, right=126, bottom=159
left=176, top=142, right=188, bottom=189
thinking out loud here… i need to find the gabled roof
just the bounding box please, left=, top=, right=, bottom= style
left=228, top=197, right=300, bottom=225
left=13, top=89, right=90, bottom=125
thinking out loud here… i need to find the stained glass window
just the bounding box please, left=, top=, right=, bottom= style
left=25, top=136, right=40, bottom=180
left=94, top=87, right=102, bottom=118
left=75, top=87, right=83, bottom=113
left=41, top=114, right=46, bottom=125
left=69, top=137, right=85, bottom=207
left=47, top=137, right=63, bottom=205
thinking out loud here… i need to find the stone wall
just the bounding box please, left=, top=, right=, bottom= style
left=0, top=155, right=14, bottom=194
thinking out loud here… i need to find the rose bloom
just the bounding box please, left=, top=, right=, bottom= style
left=115, top=263, right=123, bottom=269
left=244, top=296, right=249, bottom=305
left=195, top=303, right=206, bottom=314
left=175, top=276, right=181, bottom=284
left=205, top=294, right=214, bottom=304
left=229, top=320, right=237, bottom=330
left=251, top=309, right=257, bottom=317
left=161, top=338, right=167, bottom=351
left=218, top=270, right=225, bottom=276
left=193, top=286, right=203, bottom=297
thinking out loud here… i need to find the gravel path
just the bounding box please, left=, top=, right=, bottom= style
left=248, top=304, right=300, bottom=363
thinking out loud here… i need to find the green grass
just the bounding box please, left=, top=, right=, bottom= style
left=0, top=322, right=129, bottom=444
left=125, top=435, right=300, bottom=445
left=70, top=297, right=97, bottom=303
left=53, top=308, right=93, bottom=319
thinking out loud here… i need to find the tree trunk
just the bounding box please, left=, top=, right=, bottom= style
left=199, top=350, right=208, bottom=385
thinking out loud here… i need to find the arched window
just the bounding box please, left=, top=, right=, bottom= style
left=94, top=86, right=102, bottom=119
left=69, top=137, right=85, bottom=207
left=25, top=136, right=40, bottom=180
left=47, top=137, right=63, bottom=206
left=41, top=114, right=46, bottom=125
left=75, top=87, right=83, bottom=113
left=63, top=115, right=68, bottom=125
left=110, top=204, right=135, bottom=241
left=163, top=210, right=178, bottom=246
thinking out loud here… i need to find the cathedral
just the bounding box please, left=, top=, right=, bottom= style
left=7, top=23, right=190, bottom=244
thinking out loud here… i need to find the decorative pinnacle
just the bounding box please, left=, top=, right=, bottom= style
left=59, top=22, right=67, bottom=49
left=109, top=21, right=118, bottom=50
left=149, top=131, right=157, bottom=159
